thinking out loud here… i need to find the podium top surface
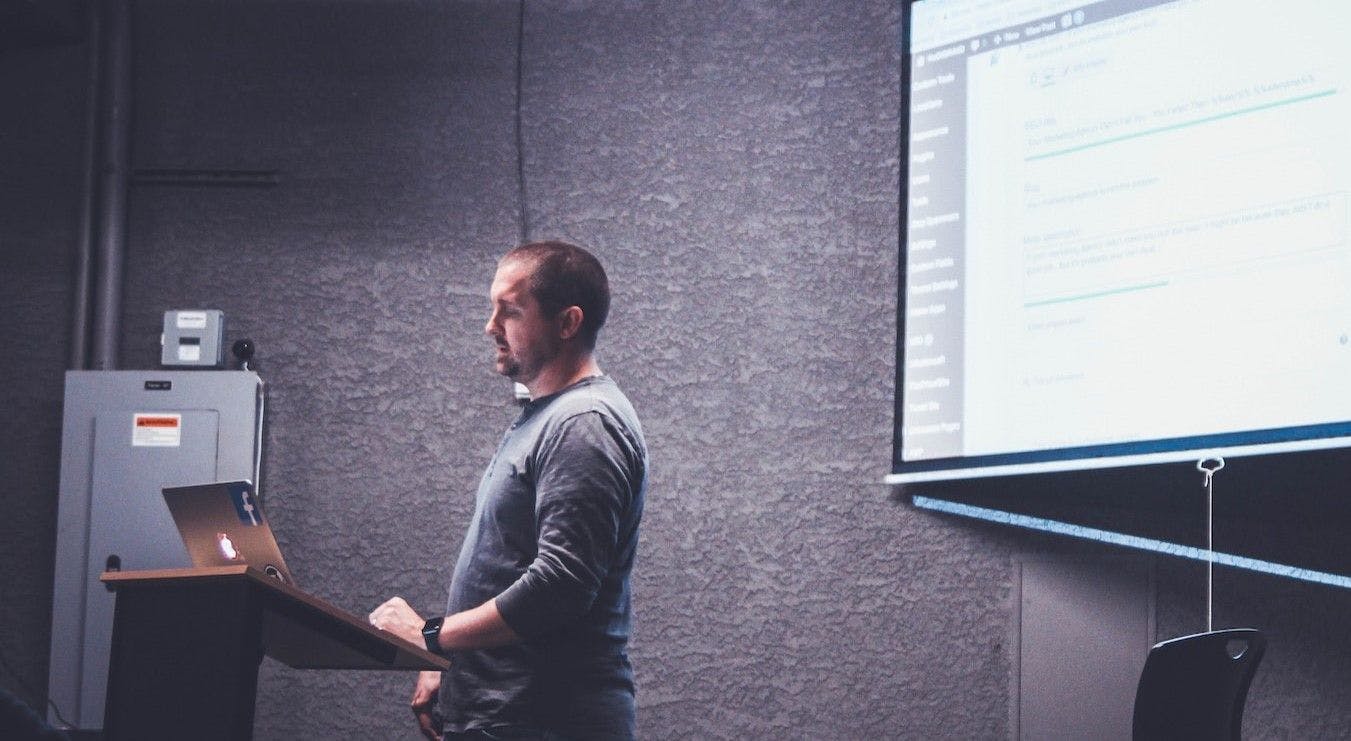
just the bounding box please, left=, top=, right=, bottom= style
left=103, top=566, right=449, bottom=671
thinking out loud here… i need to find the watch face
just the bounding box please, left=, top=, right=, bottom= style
left=423, top=617, right=443, bottom=653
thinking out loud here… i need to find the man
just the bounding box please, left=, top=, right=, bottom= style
left=370, top=241, right=648, bottom=741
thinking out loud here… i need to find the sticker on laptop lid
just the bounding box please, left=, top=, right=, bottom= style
left=227, top=482, right=262, bottom=526
left=217, top=532, right=245, bottom=561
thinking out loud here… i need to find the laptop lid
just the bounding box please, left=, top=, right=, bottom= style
left=162, top=480, right=295, bottom=585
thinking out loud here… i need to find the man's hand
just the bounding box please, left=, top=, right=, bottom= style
left=369, top=601, right=447, bottom=739
left=411, top=670, right=443, bottom=741
left=368, top=596, right=425, bottom=647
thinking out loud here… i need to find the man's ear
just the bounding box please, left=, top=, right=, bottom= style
left=557, top=306, right=585, bottom=340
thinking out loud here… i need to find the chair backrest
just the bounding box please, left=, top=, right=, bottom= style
left=1132, top=628, right=1266, bottom=741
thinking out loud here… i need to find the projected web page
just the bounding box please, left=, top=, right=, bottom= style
left=899, top=0, right=1351, bottom=476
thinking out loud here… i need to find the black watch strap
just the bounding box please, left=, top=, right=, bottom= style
left=422, top=616, right=444, bottom=654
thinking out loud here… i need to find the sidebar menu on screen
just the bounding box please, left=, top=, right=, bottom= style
left=902, top=40, right=969, bottom=462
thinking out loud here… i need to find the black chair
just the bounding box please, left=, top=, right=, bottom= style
left=1132, top=628, right=1266, bottom=741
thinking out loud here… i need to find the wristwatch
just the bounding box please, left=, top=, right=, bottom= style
left=421, top=616, right=444, bottom=654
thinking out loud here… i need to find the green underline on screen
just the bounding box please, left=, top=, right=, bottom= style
left=1024, top=279, right=1168, bottom=308
left=1026, top=88, right=1338, bottom=162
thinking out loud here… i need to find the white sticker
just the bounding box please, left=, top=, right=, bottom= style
left=176, top=311, right=208, bottom=329
left=177, top=343, right=202, bottom=362
left=132, top=413, right=182, bottom=447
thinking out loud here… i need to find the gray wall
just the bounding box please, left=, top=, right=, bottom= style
left=3, top=1, right=1349, bottom=738
left=0, top=27, right=81, bottom=719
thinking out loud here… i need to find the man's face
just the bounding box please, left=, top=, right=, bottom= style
left=484, top=259, right=561, bottom=385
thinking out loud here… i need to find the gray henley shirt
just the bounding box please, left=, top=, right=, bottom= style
left=440, top=375, right=647, bottom=736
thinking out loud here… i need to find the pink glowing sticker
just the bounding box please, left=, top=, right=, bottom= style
left=217, top=532, right=242, bottom=561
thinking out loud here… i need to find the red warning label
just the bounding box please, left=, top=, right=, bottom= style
left=133, top=413, right=181, bottom=446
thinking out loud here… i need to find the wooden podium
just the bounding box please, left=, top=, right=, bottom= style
left=99, top=566, right=449, bottom=740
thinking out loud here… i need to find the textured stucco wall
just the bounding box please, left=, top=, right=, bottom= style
left=3, top=1, right=1351, bottom=739
left=520, top=2, right=1014, bottom=736
left=518, top=2, right=1016, bottom=736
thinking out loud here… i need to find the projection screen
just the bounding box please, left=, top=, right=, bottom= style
left=891, top=0, right=1351, bottom=483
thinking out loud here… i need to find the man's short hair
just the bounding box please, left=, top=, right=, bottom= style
left=504, top=240, right=611, bottom=349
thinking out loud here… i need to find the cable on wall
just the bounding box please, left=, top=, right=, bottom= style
left=514, top=0, right=530, bottom=244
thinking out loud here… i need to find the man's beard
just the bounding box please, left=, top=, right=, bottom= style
left=495, top=344, right=521, bottom=379
left=495, top=340, right=558, bottom=384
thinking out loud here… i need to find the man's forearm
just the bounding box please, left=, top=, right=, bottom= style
left=437, top=598, right=521, bottom=652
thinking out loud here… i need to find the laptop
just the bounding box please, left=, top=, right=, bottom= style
left=161, top=480, right=295, bottom=585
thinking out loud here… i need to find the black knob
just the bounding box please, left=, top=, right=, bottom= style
left=232, top=338, right=256, bottom=369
